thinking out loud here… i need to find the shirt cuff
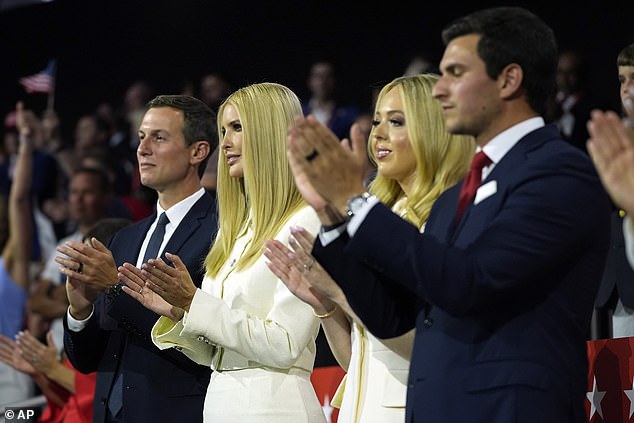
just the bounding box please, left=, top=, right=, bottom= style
left=317, top=196, right=379, bottom=246
left=347, top=195, right=379, bottom=236
left=66, top=305, right=94, bottom=332
left=318, top=222, right=348, bottom=246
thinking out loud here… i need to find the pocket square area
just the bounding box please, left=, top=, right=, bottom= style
left=474, top=180, right=497, bottom=205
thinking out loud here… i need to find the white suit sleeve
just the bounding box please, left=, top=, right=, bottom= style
left=152, top=314, right=215, bottom=366
left=167, top=206, right=322, bottom=370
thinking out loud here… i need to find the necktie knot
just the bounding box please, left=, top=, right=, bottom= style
left=156, top=212, right=170, bottom=228
left=471, top=151, right=492, bottom=172
left=455, top=151, right=492, bottom=222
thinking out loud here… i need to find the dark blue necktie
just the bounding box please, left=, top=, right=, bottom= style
left=108, top=212, right=169, bottom=417
left=142, top=212, right=170, bottom=263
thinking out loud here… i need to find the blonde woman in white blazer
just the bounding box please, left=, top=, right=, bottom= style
left=264, top=75, right=475, bottom=422
left=120, top=83, right=326, bottom=422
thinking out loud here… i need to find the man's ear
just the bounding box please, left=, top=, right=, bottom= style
left=191, top=141, right=210, bottom=162
left=498, top=63, right=524, bottom=100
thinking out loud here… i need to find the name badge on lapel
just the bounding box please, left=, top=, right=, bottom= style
left=474, top=180, right=497, bottom=205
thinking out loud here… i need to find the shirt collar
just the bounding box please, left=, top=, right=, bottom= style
left=480, top=117, right=545, bottom=164
left=156, top=188, right=205, bottom=228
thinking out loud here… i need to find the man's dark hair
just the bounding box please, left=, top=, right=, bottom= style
left=147, top=95, right=218, bottom=178
left=441, top=6, right=558, bottom=116
left=617, top=43, right=634, bottom=67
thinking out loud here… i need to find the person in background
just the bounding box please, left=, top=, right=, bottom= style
left=264, top=74, right=474, bottom=422
left=120, top=80, right=159, bottom=219
left=120, top=83, right=326, bottom=422
left=0, top=217, right=131, bottom=423
left=0, top=106, right=59, bottom=268
left=198, top=72, right=234, bottom=113
left=301, top=56, right=361, bottom=382
left=588, top=111, right=634, bottom=267
left=546, top=48, right=603, bottom=153
left=0, top=101, right=35, bottom=406
left=302, top=57, right=360, bottom=141
left=197, top=72, right=234, bottom=195
left=285, top=7, right=611, bottom=422
left=56, top=95, right=218, bottom=423
left=349, top=113, right=377, bottom=188
left=28, top=167, right=114, bottom=351
left=617, top=43, right=634, bottom=124
left=591, top=42, right=634, bottom=339
left=402, top=51, right=437, bottom=76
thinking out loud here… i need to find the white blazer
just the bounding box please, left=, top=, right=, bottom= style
left=152, top=205, right=327, bottom=422
left=152, top=205, right=322, bottom=372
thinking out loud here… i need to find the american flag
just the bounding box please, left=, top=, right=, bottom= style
left=19, top=60, right=56, bottom=93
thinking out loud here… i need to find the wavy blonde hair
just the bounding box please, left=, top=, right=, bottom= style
left=205, top=83, right=306, bottom=276
left=368, top=74, right=475, bottom=228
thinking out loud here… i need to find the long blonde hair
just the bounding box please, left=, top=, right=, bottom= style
left=368, top=74, right=475, bottom=228
left=205, top=83, right=306, bottom=276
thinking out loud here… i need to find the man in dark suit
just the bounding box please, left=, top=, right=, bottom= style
left=546, top=49, right=603, bottom=154
left=57, top=95, right=218, bottom=422
left=285, top=7, right=611, bottom=423
left=301, top=57, right=360, bottom=141
left=593, top=210, right=634, bottom=338
left=591, top=43, right=634, bottom=339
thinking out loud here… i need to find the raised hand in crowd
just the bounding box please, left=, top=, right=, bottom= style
left=587, top=110, right=634, bottom=216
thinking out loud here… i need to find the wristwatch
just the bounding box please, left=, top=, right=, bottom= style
left=346, top=192, right=374, bottom=218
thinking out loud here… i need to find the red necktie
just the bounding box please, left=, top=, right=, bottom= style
left=455, top=151, right=492, bottom=222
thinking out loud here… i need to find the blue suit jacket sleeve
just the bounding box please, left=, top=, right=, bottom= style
left=313, top=225, right=421, bottom=338
left=63, top=300, right=110, bottom=374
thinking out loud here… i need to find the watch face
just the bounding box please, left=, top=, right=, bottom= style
left=350, top=197, right=365, bottom=212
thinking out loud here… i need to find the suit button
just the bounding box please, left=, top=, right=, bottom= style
left=423, top=318, right=433, bottom=328
left=100, top=398, right=106, bottom=405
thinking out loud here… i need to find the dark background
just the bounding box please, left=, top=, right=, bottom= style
left=1, top=0, right=633, bottom=139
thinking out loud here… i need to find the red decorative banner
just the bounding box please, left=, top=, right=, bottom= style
left=587, top=337, right=634, bottom=422
left=311, top=365, right=346, bottom=423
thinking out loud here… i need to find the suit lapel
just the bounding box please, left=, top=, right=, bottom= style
left=161, top=193, right=213, bottom=259
left=448, top=124, right=561, bottom=244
